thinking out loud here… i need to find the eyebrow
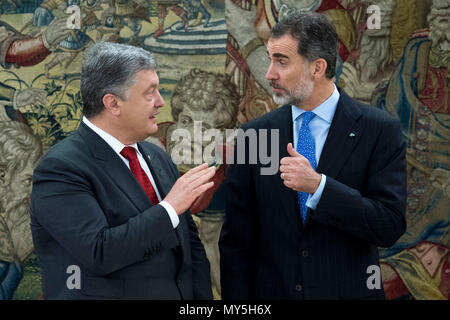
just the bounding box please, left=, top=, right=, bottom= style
left=267, top=51, right=289, bottom=59
left=273, top=53, right=289, bottom=59
left=144, top=84, right=158, bottom=93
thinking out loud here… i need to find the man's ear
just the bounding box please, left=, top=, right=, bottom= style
left=311, top=58, right=328, bottom=80
left=102, top=94, right=121, bottom=117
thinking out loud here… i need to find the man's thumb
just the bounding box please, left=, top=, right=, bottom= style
left=287, top=143, right=301, bottom=157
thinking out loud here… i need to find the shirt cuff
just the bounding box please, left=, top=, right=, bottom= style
left=159, top=201, right=179, bottom=228
left=306, top=174, right=326, bottom=210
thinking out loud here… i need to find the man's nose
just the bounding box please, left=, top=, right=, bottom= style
left=155, top=89, right=165, bottom=108
left=266, top=63, right=278, bottom=80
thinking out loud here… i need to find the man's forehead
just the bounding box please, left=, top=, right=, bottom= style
left=267, top=34, right=300, bottom=57
left=135, top=69, right=159, bottom=86
left=135, top=68, right=157, bottom=77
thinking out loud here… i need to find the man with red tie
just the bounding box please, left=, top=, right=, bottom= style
left=30, top=42, right=215, bottom=299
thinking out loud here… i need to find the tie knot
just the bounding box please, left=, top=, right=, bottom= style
left=302, top=111, right=315, bottom=125
left=120, top=146, right=138, bottom=162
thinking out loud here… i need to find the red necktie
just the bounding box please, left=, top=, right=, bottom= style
left=120, top=146, right=159, bottom=205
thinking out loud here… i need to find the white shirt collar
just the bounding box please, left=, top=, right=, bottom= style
left=82, top=116, right=141, bottom=156
left=291, top=84, right=340, bottom=123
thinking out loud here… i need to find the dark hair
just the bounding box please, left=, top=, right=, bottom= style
left=270, top=11, right=338, bottom=79
left=81, top=42, right=156, bottom=118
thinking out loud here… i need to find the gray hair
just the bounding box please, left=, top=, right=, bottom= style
left=81, top=42, right=157, bottom=118
left=270, top=11, right=338, bottom=79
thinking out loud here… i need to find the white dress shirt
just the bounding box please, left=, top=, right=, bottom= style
left=83, top=116, right=179, bottom=228
left=291, top=85, right=340, bottom=210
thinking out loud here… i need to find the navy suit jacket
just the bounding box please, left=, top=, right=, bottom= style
left=219, top=89, right=407, bottom=300
left=30, top=122, right=212, bottom=299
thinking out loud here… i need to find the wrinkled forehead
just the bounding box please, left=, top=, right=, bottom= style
left=132, top=69, right=160, bottom=89
left=267, top=34, right=300, bottom=57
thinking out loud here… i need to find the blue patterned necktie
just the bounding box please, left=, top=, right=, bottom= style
left=296, top=111, right=316, bottom=223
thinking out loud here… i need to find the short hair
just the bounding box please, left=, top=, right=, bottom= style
left=171, top=68, right=239, bottom=129
left=270, top=11, right=338, bottom=79
left=81, top=42, right=157, bottom=118
left=0, top=121, right=42, bottom=177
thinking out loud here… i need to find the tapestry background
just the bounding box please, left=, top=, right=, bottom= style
left=0, top=0, right=448, bottom=300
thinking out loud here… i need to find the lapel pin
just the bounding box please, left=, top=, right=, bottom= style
left=147, top=155, right=151, bottom=161
left=349, top=132, right=356, bottom=138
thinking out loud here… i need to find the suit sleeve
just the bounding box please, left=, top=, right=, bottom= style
left=31, top=156, right=179, bottom=276
left=167, top=161, right=213, bottom=300
left=219, top=127, right=258, bottom=299
left=185, top=212, right=213, bottom=300
left=311, top=116, right=407, bottom=248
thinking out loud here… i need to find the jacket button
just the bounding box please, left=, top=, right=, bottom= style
left=295, top=284, right=302, bottom=292
left=302, top=250, right=309, bottom=257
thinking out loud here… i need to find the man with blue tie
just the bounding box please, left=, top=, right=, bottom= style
left=219, top=12, right=407, bottom=300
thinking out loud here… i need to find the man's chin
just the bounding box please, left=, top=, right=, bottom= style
left=146, top=123, right=159, bottom=136
left=272, top=94, right=293, bottom=106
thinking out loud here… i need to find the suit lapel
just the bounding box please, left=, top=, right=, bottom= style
left=78, top=122, right=152, bottom=213
left=316, top=90, right=363, bottom=179
left=269, top=105, right=303, bottom=230
left=138, top=143, right=171, bottom=198
left=138, top=142, right=186, bottom=255
left=304, top=90, right=363, bottom=225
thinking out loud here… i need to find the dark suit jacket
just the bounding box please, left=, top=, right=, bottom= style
left=219, top=89, right=407, bottom=300
left=30, top=122, right=212, bottom=300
